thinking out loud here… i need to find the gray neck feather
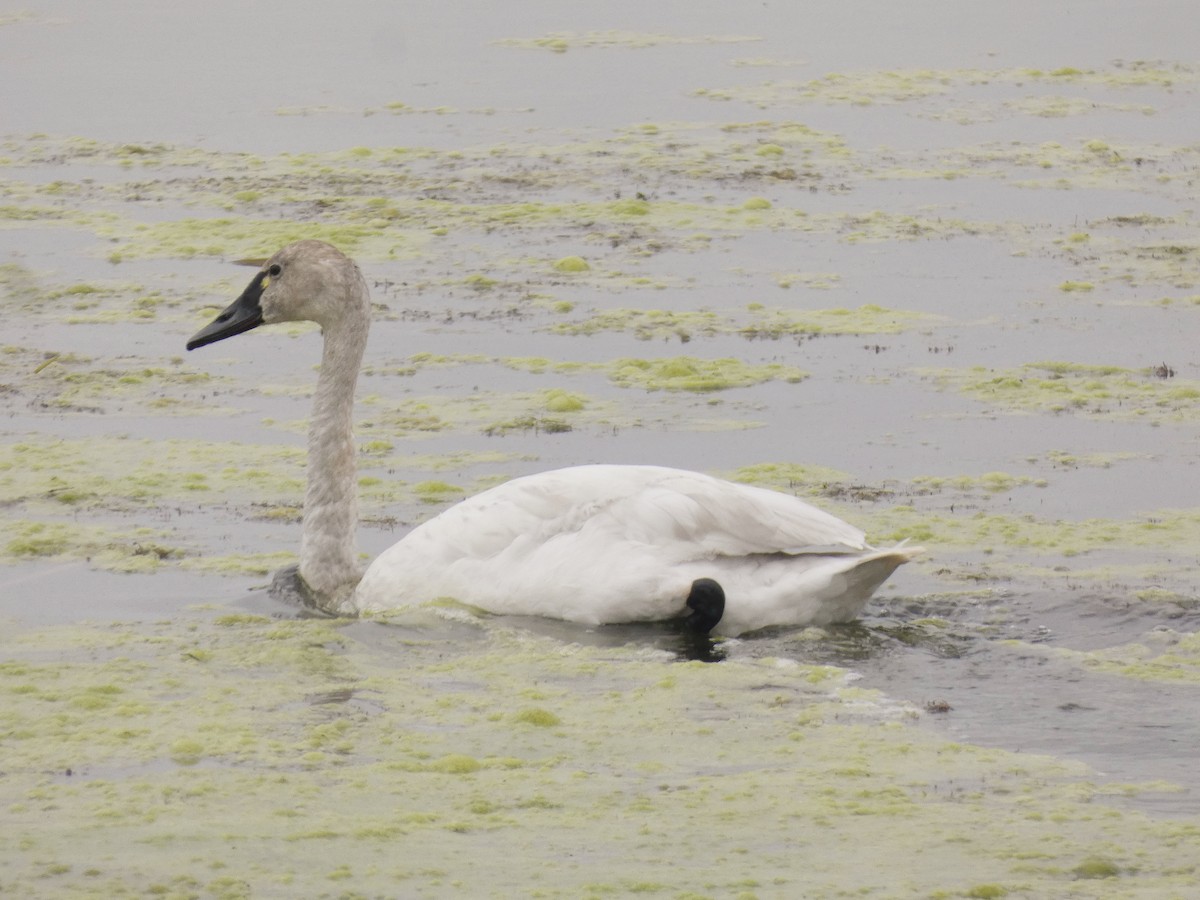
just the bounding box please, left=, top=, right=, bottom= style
left=298, top=302, right=369, bottom=600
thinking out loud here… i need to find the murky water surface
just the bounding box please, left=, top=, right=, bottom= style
left=3, top=2, right=1200, bottom=896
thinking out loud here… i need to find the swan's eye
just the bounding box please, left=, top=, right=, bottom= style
left=268, top=264, right=282, bottom=277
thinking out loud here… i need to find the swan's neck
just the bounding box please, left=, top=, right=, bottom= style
left=299, top=310, right=368, bottom=601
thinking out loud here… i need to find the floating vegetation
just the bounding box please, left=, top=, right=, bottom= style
left=911, top=472, right=1046, bottom=494
left=98, top=217, right=426, bottom=263
left=694, top=62, right=1199, bottom=109
left=0, top=437, right=305, bottom=514
left=494, top=30, right=762, bottom=53
left=551, top=255, right=590, bottom=273
left=181, top=550, right=298, bottom=576
left=549, top=308, right=722, bottom=340
left=740, top=304, right=937, bottom=338
left=1013, top=628, right=1200, bottom=684
left=696, top=69, right=958, bottom=107
left=0, top=128, right=1014, bottom=273
left=866, top=504, right=1200, bottom=559
left=1, top=611, right=1195, bottom=897
left=483, top=415, right=572, bottom=437
left=1005, top=95, right=1155, bottom=119
left=478, top=390, right=589, bottom=436
left=375, top=351, right=804, bottom=395
left=608, top=356, right=805, bottom=392
left=411, top=480, right=467, bottom=504
left=726, top=461, right=899, bottom=504
left=552, top=304, right=938, bottom=341
left=922, top=362, right=1200, bottom=423
left=1, top=518, right=185, bottom=572
left=1039, top=450, right=1144, bottom=469
left=728, top=460, right=855, bottom=492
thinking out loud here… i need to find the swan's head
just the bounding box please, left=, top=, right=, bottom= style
left=187, top=240, right=368, bottom=351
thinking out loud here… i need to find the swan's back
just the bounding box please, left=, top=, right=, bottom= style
left=354, top=465, right=910, bottom=632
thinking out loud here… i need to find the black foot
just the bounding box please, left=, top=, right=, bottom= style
left=682, top=578, right=725, bottom=635
left=269, top=564, right=336, bottom=617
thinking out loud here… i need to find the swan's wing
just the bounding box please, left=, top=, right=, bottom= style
left=356, top=465, right=874, bottom=615
left=613, top=468, right=870, bottom=558
left=395, top=465, right=865, bottom=562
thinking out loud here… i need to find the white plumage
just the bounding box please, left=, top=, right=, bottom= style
left=357, top=464, right=914, bottom=634
left=188, top=240, right=920, bottom=636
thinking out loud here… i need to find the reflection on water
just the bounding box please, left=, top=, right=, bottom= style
left=556, top=618, right=729, bottom=663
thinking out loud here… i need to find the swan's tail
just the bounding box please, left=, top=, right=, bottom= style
left=704, top=542, right=925, bottom=634
left=846, top=543, right=923, bottom=591
left=814, top=543, right=924, bottom=626
left=869, top=540, right=924, bottom=565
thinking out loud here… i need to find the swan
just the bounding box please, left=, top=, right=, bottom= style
left=187, top=240, right=920, bottom=635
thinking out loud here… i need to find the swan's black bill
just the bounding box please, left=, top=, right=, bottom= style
left=186, top=271, right=267, bottom=350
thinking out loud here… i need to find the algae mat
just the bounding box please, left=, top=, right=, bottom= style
left=3, top=608, right=1197, bottom=898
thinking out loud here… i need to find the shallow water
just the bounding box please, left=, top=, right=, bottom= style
left=3, top=2, right=1200, bottom=896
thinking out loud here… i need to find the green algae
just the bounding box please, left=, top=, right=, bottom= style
left=0, top=430, right=524, bottom=558
left=482, top=415, right=573, bottom=437
left=1023, top=629, right=1200, bottom=684
left=411, top=480, right=466, bottom=504
left=608, top=356, right=804, bottom=392
left=0, top=262, right=45, bottom=308
left=1, top=609, right=1196, bottom=897
left=695, top=63, right=1199, bottom=110
left=363, top=357, right=781, bottom=435
left=1133, top=588, right=1196, bottom=609
left=0, top=266, right=192, bottom=326
left=494, top=30, right=762, bottom=52
left=180, top=551, right=298, bottom=577
left=364, top=385, right=629, bottom=440
left=775, top=270, right=840, bottom=289
left=1005, top=95, right=1156, bottom=119
left=551, top=303, right=936, bottom=341
left=99, top=216, right=425, bottom=263
left=23, top=357, right=219, bottom=415
left=551, top=255, right=590, bottom=273
left=696, top=69, right=957, bottom=107
left=867, top=505, right=1200, bottom=559
left=512, top=708, right=562, bottom=728
left=0, top=435, right=369, bottom=578
left=1, top=519, right=184, bottom=572
left=541, top=388, right=586, bottom=412
left=922, top=362, right=1200, bottom=423
left=964, top=886, right=1008, bottom=899
left=1039, top=450, right=1145, bottom=470
left=279, top=99, right=493, bottom=117
left=1, top=130, right=999, bottom=271
left=739, top=303, right=938, bottom=338
left=549, top=307, right=724, bottom=340
left=912, top=472, right=1046, bottom=495
left=1073, top=858, right=1121, bottom=879
left=0, top=437, right=305, bottom=513
left=383, top=449, right=529, bottom=473
left=728, top=461, right=857, bottom=493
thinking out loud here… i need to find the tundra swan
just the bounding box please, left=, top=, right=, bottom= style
left=187, top=240, right=919, bottom=635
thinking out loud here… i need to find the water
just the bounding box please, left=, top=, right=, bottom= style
left=2, top=2, right=1200, bottom=895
